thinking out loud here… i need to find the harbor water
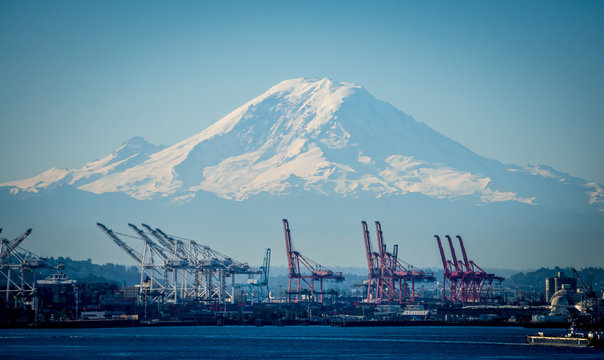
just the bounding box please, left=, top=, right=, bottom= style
left=1, top=326, right=603, bottom=359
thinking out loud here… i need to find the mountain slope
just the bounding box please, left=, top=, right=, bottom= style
left=1, top=78, right=602, bottom=212
left=2, top=136, right=165, bottom=194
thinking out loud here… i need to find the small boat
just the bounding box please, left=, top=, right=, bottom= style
left=36, top=272, right=77, bottom=285
left=527, top=328, right=604, bottom=348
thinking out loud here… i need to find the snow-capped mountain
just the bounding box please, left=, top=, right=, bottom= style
left=2, top=77, right=603, bottom=268
left=2, top=136, right=165, bottom=195
left=1, top=78, right=602, bottom=212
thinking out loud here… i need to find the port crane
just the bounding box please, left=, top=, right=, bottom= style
left=1, top=228, right=32, bottom=261
left=444, top=235, right=466, bottom=302
left=455, top=235, right=503, bottom=303
left=283, top=219, right=344, bottom=303
left=141, top=224, right=200, bottom=300
left=572, top=267, right=597, bottom=299
left=435, top=234, right=503, bottom=303
left=97, top=222, right=261, bottom=305
left=363, top=221, right=434, bottom=303
left=156, top=227, right=261, bottom=303
left=362, top=221, right=380, bottom=302
left=129, top=223, right=193, bottom=303
left=150, top=226, right=228, bottom=303
left=1, top=228, right=59, bottom=309
left=435, top=235, right=461, bottom=302
left=97, top=223, right=168, bottom=302
left=247, top=248, right=271, bottom=303
left=571, top=267, right=600, bottom=322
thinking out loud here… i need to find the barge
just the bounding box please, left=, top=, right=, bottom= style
left=527, top=329, right=604, bottom=348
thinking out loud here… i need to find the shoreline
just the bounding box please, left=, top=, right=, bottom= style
left=1, top=318, right=568, bottom=330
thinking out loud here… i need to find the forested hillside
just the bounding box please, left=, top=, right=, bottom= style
left=504, top=267, right=604, bottom=294
left=39, top=257, right=140, bottom=286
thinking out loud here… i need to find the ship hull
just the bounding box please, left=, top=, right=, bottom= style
left=526, top=335, right=597, bottom=347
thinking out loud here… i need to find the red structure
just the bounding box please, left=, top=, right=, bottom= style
left=434, top=234, right=503, bottom=303
left=362, top=221, right=434, bottom=304
left=283, top=219, right=344, bottom=303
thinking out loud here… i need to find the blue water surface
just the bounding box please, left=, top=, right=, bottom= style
left=1, top=326, right=602, bottom=359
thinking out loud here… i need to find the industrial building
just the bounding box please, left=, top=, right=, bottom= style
left=545, top=271, right=577, bottom=303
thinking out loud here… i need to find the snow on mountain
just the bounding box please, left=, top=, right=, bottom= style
left=2, top=136, right=165, bottom=194
left=1, top=78, right=601, bottom=211
left=4, top=167, right=71, bottom=194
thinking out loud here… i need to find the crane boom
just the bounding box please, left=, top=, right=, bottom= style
left=571, top=267, right=596, bottom=298
left=283, top=219, right=299, bottom=277
left=154, top=228, right=176, bottom=247
left=262, top=248, right=271, bottom=284
left=375, top=221, right=386, bottom=257
left=434, top=235, right=449, bottom=275
left=97, top=223, right=142, bottom=263
left=1, top=228, right=32, bottom=260
left=445, top=235, right=461, bottom=271
left=141, top=224, right=174, bottom=251
left=456, top=235, right=470, bottom=270
left=362, top=221, right=376, bottom=275
left=128, top=223, right=169, bottom=260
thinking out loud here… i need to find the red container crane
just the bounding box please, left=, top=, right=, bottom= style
left=435, top=234, right=503, bottom=303
left=363, top=221, right=434, bottom=304
left=283, top=219, right=344, bottom=303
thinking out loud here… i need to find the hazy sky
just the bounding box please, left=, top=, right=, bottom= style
left=1, top=0, right=603, bottom=184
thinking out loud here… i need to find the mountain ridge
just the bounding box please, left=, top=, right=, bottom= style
left=1, top=77, right=602, bottom=213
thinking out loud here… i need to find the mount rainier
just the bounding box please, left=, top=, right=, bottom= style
left=2, top=78, right=602, bottom=210
left=1, top=78, right=602, bottom=267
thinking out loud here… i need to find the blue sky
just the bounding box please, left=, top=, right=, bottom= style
left=1, top=0, right=603, bottom=184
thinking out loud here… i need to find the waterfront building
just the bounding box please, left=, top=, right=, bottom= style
left=545, top=272, right=577, bottom=303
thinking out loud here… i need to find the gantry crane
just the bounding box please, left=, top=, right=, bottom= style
left=363, top=221, right=434, bottom=303
left=362, top=221, right=380, bottom=302
left=283, top=219, right=344, bottom=303
left=1, top=228, right=32, bottom=261
left=97, top=222, right=261, bottom=305
left=129, top=223, right=190, bottom=303
left=434, top=234, right=503, bottom=303
left=2, top=228, right=33, bottom=306
left=248, top=248, right=271, bottom=303
left=1, top=228, right=58, bottom=309
left=97, top=223, right=167, bottom=302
